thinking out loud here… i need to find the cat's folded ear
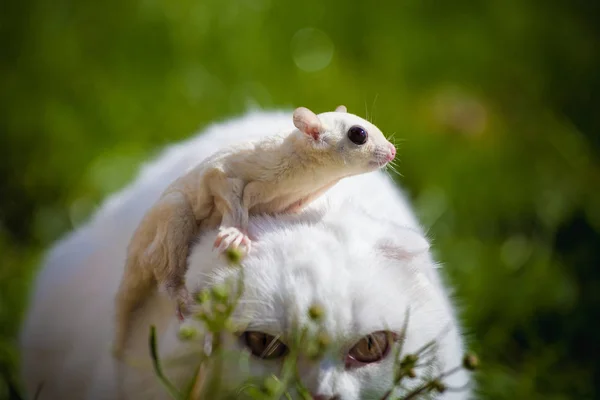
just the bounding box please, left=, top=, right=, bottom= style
left=293, top=107, right=323, bottom=140
left=377, top=226, right=430, bottom=262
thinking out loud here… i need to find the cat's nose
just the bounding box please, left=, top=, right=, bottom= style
left=311, top=395, right=340, bottom=400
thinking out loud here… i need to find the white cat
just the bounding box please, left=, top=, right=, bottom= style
left=19, top=109, right=473, bottom=399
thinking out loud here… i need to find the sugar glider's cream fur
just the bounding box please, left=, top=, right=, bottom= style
left=114, top=105, right=397, bottom=358
left=19, top=109, right=472, bottom=399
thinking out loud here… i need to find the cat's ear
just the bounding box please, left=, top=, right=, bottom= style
left=335, top=105, right=347, bottom=113
left=293, top=107, right=323, bottom=140
left=377, top=226, right=430, bottom=261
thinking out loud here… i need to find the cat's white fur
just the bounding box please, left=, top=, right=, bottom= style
left=19, top=109, right=472, bottom=399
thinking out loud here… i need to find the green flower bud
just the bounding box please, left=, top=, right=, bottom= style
left=432, top=379, right=446, bottom=393
left=224, top=320, right=237, bottom=332
left=196, top=290, right=210, bottom=305
left=214, top=303, right=228, bottom=315
left=308, top=304, right=325, bottom=321
left=262, top=374, right=283, bottom=396
left=194, top=309, right=206, bottom=321
left=462, top=352, right=479, bottom=371
left=225, top=247, right=243, bottom=265
left=211, top=284, right=229, bottom=302
left=317, top=332, right=331, bottom=349
left=400, top=353, right=418, bottom=369
left=307, top=344, right=323, bottom=361
left=178, top=325, right=197, bottom=341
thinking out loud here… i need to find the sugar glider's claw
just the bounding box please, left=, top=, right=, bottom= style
left=166, top=286, right=192, bottom=322
left=176, top=304, right=186, bottom=321
left=213, top=232, right=225, bottom=250
left=213, top=227, right=236, bottom=249
left=175, top=295, right=195, bottom=321
left=213, top=227, right=251, bottom=254
left=231, top=232, right=246, bottom=249
left=241, top=236, right=252, bottom=253
left=230, top=234, right=252, bottom=255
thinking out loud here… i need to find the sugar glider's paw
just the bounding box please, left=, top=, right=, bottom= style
left=176, top=302, right=187, bottom=321
left=213, top=227, right=252, bottom=255
left=162, top=284, right=193, bottom=321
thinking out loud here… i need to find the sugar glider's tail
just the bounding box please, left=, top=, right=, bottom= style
left=112, top=189, right=199, bottom=358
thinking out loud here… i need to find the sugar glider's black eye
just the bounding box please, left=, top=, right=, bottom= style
left=347, top=125, right=368, bottom=145
left=242, top=331, right=288, bottom=359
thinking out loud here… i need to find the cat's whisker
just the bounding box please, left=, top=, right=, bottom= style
left=190, top=271, right=214, bottom=282
left=236, top=299, right=272, bottom=307
left=430, top=321, right=455, bottom=347
left=414, top=355, right=438, bottom=370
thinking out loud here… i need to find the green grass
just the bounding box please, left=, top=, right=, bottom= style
left=1, top=0, right=600, bottom=398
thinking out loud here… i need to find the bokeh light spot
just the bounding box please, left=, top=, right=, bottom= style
left=500, top=235, right=532, bottom=270
left=291, top=27, right=334, bottom=72
left=431, top=87, right=488, bottom=136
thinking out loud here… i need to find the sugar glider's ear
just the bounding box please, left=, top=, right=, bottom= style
left=335, top=105, right=347, bottom=113
left=293, top=107, right=323, bottom=140
left=377, top=226, right=430, bottom=262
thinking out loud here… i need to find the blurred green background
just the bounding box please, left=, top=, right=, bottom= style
left=1, top=0, right=599, bottom=398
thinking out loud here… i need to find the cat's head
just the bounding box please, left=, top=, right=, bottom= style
left=175, top=202, right=471, bottom=399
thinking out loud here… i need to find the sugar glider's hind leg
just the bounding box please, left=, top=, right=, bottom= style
left=151, top=191, right=202, bottom=320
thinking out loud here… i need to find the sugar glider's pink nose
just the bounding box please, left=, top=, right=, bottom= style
left=387, top=143, right=396, bottom=161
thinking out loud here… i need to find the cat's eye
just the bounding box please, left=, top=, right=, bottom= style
left=347, top=331, right=390, bottom=364
left=242, top=331, right=288, bottom=359
left=347, top=125, right=368, bottom=145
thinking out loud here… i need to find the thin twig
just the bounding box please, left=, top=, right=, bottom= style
left=149, top=325, right=182, bottom=400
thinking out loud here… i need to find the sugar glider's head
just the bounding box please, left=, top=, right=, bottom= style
left=293, top=105, right=396, bottom=174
